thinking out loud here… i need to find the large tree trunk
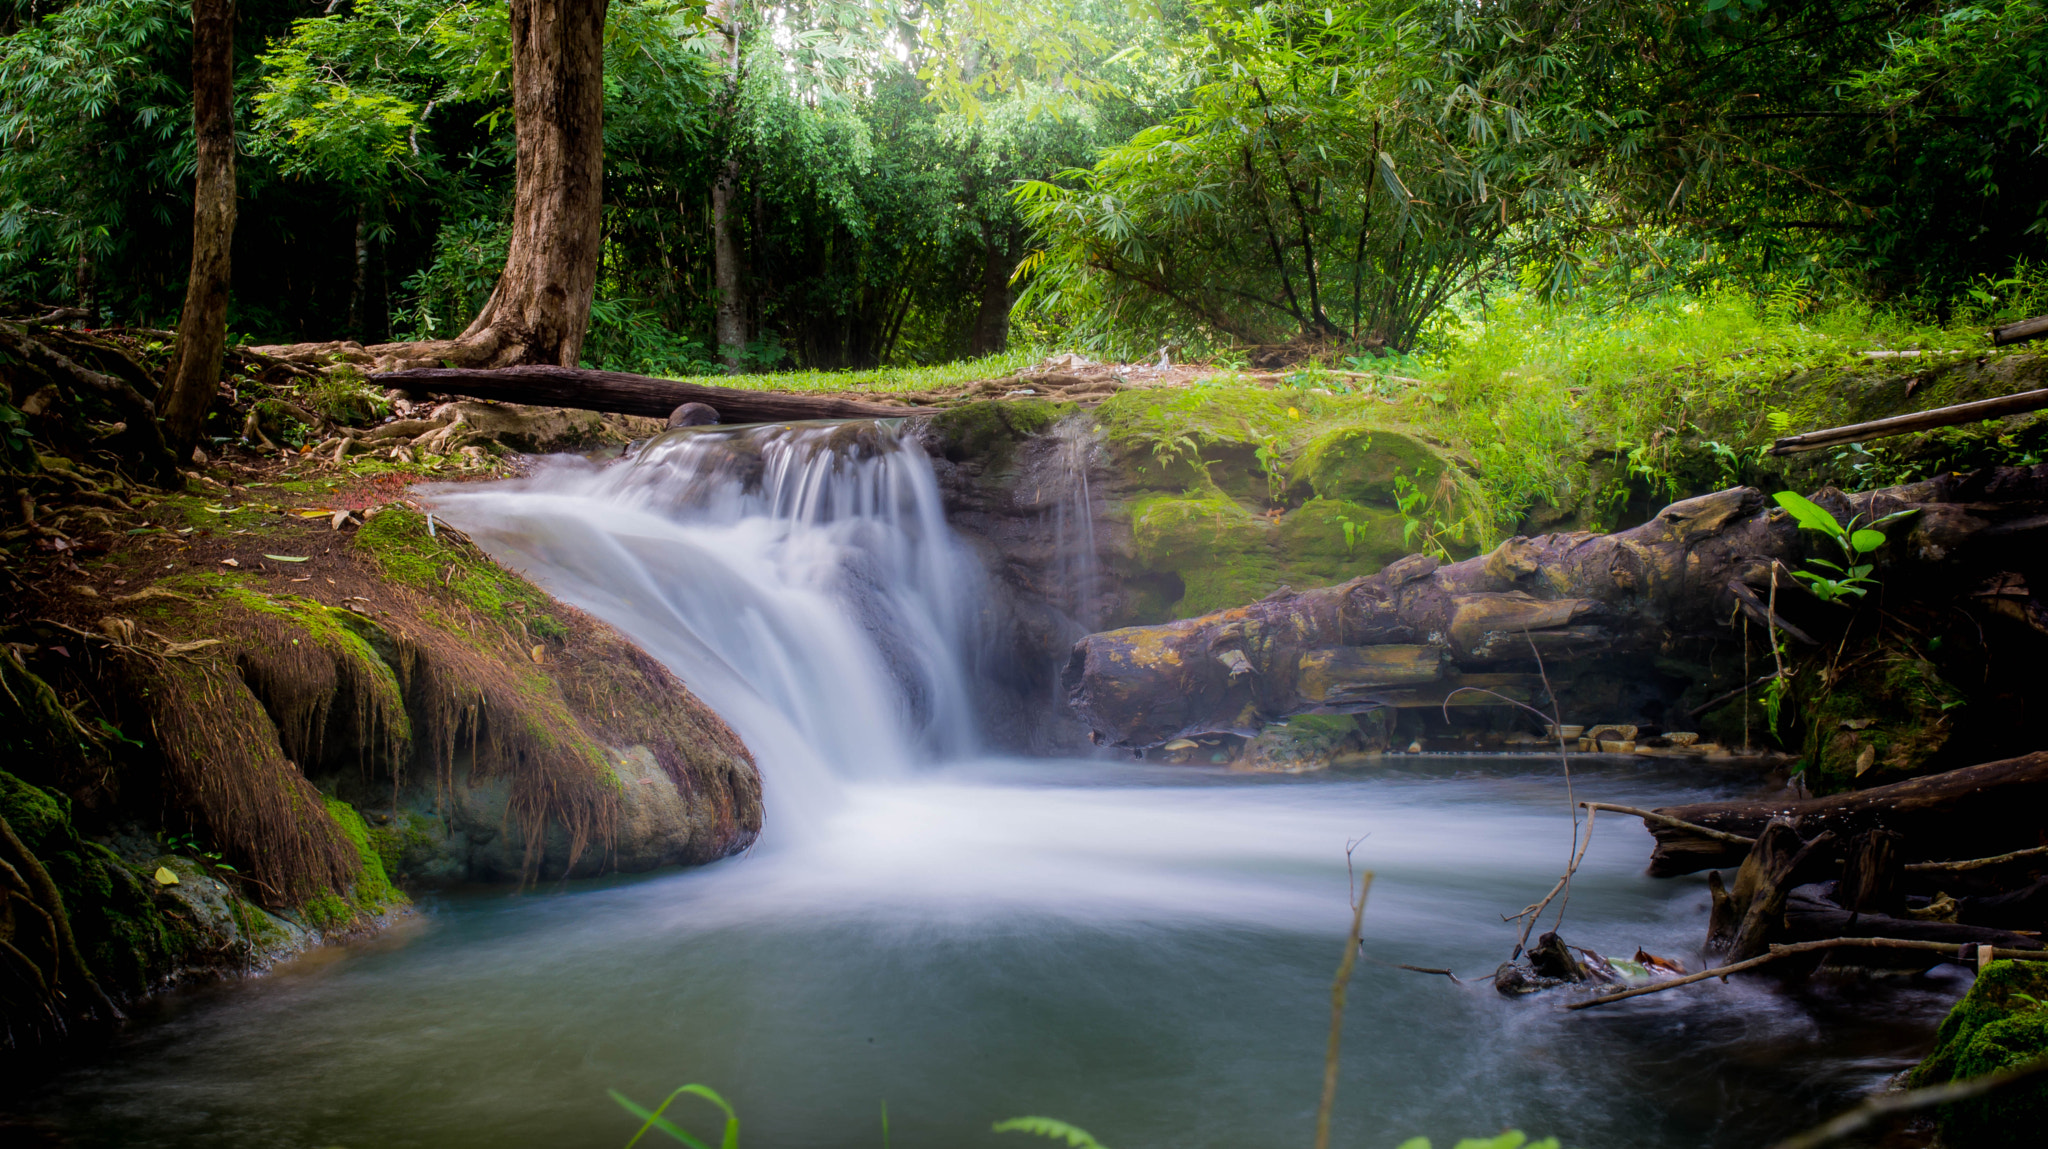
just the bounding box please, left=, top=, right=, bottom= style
left=446, top=0, right=609, bottom=368
left=1063, top=467, right=2048, bottom=749
left=156, top=0, right=237, bottom=458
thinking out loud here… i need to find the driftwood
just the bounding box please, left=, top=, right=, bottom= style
left=1064, top=469, right=2048, bottom=749
left=1644, top=751, right=2048, bottom=877
left=368, top=364, right=930, bottom=424
left=1991, top=313, right=2048, bottom=346
left=1565, top=936, right=2048, bottom=1012
left=1769, top=386, right=2048, bottom=455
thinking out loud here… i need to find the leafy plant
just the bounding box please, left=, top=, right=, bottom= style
left=611, top=1083, right=739, bottom=1149
left=1393, top=469, right=1470, bottom=562
left=1772, top=491, right=1916, bottom=604
left=993, top=1117, right=1111, bottom=1149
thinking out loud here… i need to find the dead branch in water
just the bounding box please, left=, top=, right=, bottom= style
left=1314, top=849, right=1374, bottom=1149
left=1566, top=937, right=2048, bottom=1011
left=1905, top=844, right=2048, bottom=873
left=1767, top=1054, right=2048, bottom=1149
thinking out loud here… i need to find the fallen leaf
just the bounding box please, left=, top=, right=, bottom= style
left=154, top=866, right=179, bottom=886
left=220, top=558, right=240, bottom=567
left=330, top=510, right=350, bottom=530
left=1841, top=718, right=1876, bottom=730
left=529, top=645, right=545, bottom=664
left=1855, top=744, right=1877, bottom=775
left=1633, top=948, right=1686, bottom=976
left=264, top=554, right=309, bottom=563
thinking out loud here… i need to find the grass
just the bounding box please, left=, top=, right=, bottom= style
left=656, top=346, right=1045, bottom=393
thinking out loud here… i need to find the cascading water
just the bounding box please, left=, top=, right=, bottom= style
left=425, top=420, right=985, bottom=833
left=29, top=418, right=1969, bottom=1149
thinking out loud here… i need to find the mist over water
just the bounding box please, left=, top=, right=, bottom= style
left=31, top=422, right=1962, bottom=1149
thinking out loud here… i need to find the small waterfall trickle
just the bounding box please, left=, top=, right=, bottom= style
left=428, top=420, right=986, bottom=836
left=1046, top=416, right=1106, bottom=631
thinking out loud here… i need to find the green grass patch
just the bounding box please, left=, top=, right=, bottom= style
left=658, top=346, right=1044, bottom=394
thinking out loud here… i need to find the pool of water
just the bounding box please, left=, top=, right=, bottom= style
left=27, top=755, right=1963, bottom=1149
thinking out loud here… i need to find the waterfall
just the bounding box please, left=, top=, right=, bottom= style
left=428, top=420, right=986, bottom=835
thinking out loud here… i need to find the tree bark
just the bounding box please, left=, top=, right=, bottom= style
left=369, top=364, right=930, bottom=422
left=1643, top=751, right=2048, bottom=877
left=1063, top=467, right=2048, bottom=750
left=969, top=218, right=1011, bottom=357
left=712, top=156, right=747, bottom=370
left=445, top=0, right=609, bottom=368
left=156, top=0, right=237, bottom=458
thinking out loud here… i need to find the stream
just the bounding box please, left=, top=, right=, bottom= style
left=31, top=423, right=1965, bottom=1148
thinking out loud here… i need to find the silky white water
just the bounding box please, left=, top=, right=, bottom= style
left=29, top=423, right=1962, bottom=1149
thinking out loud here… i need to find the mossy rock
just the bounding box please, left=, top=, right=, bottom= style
left=1295, top=426, right=1448, bottom=506
left=1236, top=712, right=1391, bottom=773
left=1908, top=959, right=2048, bottom=1148
left=1125, top=493, right=1412, bottom=620
left=1128, top=492, right=1281, bottom=618
left=923, top=399, right=1070, bottom=472
left=1274, top=497, right=1410, bottom=575
left=1801, top=653, right=1960, bottom=792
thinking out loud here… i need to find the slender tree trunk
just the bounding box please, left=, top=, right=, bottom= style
left=451, top=0, right=609, bottom=367
left=969, top=218, right=1010, bottom=356
left=157, top=0, right=237, bottom=459
left=711, top=159, right=747, bottom=370
left=348, top=206, right=369, bottom=341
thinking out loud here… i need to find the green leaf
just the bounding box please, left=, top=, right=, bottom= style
left=1772, top=491, right=1844, bottom=537
left=1849, top=528, right=1886, bottom=554
left=992, top=1118, right=1110, bottom=1149
left=263, top=554, right=311, bottom=563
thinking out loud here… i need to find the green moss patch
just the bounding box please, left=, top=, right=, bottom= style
left=354, top=506, right=568, bottom=641
left=1800, top=653, right=1961, bottom=792
left=1908, top=960, right=2048, bottom=1148
left=925, top=399, right=1071, bottom=472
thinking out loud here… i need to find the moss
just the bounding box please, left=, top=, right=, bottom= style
left=1273, top=497, right=1408, bottom=579
left=365, top=808, right=441, bottom=876
left=354, top=506, right=566, bottom=640
left=1296, top=426, right=1448, bottom=505
left=1908, top=960, right=2048, bottom=1148
left=299, top=891, right=354, bottom=932
left=1128, top=492, right=1281, bottom=617
left=1801, top=653, right=1960, bottom=792
left=1236, top=713, right=1373, bottom=772
left=320, top=796, right=408, bottom=917
left=925, top=398, right=1071, bottom=471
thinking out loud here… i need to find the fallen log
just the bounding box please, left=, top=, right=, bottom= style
left=1768, top=386, right=2048, bottom=455
left=1992, top=313, right=2048, bottom=346
left=367, top=364, right=933, bottom=424
left=1064, top=468, right=2048, bottom=749
left=1645, top=751, right=2048, bottom=877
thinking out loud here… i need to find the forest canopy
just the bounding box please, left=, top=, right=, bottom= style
left=2, top=0, right=2044, bottom=371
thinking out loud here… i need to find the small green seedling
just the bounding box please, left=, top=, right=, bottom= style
left=1772, top=491, right=1916, bottom=604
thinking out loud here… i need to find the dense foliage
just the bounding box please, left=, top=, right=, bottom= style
left=1, top=0, right=2043, bottom=369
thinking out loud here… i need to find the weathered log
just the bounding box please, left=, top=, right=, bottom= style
left=1721, top=822, right=1836, bottom=960
left=1064, top=469, right=2048, bottom=749
left=1768, top=386, right=2048, bottom=455
left=1783, top=890, right=2042, bottom=958
left=1992, top=313, right=2048, bottom=346
left=1837, top=829, right=1906, bottom=919
left=1645, top=751, right=2048, bottom=877
left=368, top=364, right=929, bottom=423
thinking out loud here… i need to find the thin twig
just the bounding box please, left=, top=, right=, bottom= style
left=1578, top=802, right=1758, bottom=847
left=1313, top=848, right=1374, bottom=1149
left=1767, top=1055, right=2048, bottom=1149
left=1508, top=807, right=1601, bottom=958
left=1566, top=938, right=2048, bottom=1011
left=1905, top=844, right=2048, bottom=873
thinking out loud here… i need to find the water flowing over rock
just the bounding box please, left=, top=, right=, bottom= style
left=433, top=419, right=996, bottom=833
